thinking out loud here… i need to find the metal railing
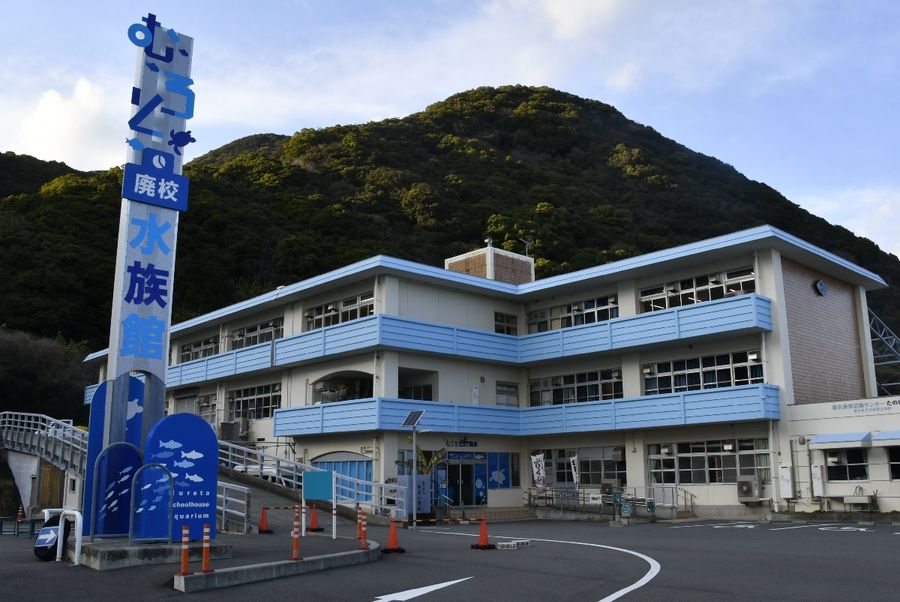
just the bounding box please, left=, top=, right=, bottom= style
left=333, top=472, right=406, bottom=518
left=217, top=481, right=251, bottom=533
left=677, top=487, right=697, bottom=514
left=0, top=412, right=88, bottom=476
left=525, top=485, right=670, bottom=513
left=218, top=440, right=319, bottom=489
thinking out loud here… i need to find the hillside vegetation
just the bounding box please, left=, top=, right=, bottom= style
left=2, top=86, right=898, bottom=353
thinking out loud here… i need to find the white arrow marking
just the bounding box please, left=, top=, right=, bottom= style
left=374, top=577, right=473, bottom=601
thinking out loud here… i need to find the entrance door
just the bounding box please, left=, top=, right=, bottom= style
left=441, top=462, right=487, bottom=507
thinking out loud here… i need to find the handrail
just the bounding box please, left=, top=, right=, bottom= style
left=2, top=411, right=405, bottom=527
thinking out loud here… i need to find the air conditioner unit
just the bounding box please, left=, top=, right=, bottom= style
left=737, top=476, right=760, bottom=503
left=600, top=479, right=621, bottom=495
left=219, top=421, right=238, bottom=441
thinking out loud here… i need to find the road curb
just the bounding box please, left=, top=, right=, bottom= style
left=174, top=540, right=382, bottom=592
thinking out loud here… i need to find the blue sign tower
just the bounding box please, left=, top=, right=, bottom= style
left=83, top=14, right=212, bottom=539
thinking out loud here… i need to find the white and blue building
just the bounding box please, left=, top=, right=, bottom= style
left=85, top=225, right=900, bottom=517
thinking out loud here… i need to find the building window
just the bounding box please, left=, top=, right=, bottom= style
left=231, top=317, right=284, bottom=351
left=648, top=438, right=770, bottom=485
left=640, top=267, right=755, bottom=313
left=494, top=312, right=518, bottom=335
left=825, top=448, right=868, bottom=481
left=528, top=295, right=619, bottom=334
left=890, top=448, right=900, bottom=480
left=180, top=336, right=219, bottom=362
left=198, top=394, right=217, bottom=426
left=537, top=447, right=626, bottom=487
left=643, top=350, right=763, bottom=395
left=496, top=382, right=519, bottom=406
left=529, top=369, right=623, bottom=406
left=228, top=383, right=281, bottom=421
left=398, top=384, right=432, bottom=401
left=305, top=291, right=374, bottom=331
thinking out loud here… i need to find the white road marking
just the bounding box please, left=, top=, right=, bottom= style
left=818, top=526, right=871, bottom=532
left=373, top=577, right=473, bottom=601
left=670, top=522, right=750, bottom=529
left=769, top=523, right=840, bottom=531
left=420, top=530, right=660, bottom=602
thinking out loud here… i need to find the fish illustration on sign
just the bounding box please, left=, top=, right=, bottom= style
left=135, top=507, right=144, bottom=514
left=173, top=459, right=194, bottom=469
left=148, top=505, right=157, bottom=511
left=141, top=483, right=152, bottom=491
left=153, top=485, right=168, bottom=495
left=152, top=496, right=163, bottom=504
left=152, top=451, right=175, bottom=460
left=159, top=440, right=182, bottom=450
left=156, top=476, right=169, bottom=484
left=184, top=473, right=204, bottom=483
left=120, top=466, right=134, bottom=475
left=106, top=490, right=115, bottom=500
left=181, top=450, right=204, bottom=460
left=125, top=137, right=145, bottom=151
left=118, top=474, right=130, bottom=483
left=176, top=481, right=190, bottom=488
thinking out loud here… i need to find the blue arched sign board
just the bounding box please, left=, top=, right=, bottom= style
left=143, top=413, right=218, bottom=540
left=92, top=444, right=143, bottom=537
left=131, top=464, right=173, bottom=540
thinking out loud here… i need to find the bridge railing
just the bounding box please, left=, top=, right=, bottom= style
left=0, top=411, right=88, bottom=476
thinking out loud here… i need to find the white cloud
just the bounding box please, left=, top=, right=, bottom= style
left=795, top=187, right=900, bottom=258
left=9, top=78, right=125, bottom=171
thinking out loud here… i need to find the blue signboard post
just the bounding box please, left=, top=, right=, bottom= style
left=83, top=12, right=199, bottom=538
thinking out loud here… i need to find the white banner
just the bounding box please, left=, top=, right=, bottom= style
left=530, top=453, right=545, bottom=489
left=570, top=455, right=580, bottom=488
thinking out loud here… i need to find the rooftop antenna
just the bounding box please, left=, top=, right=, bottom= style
left=519, top=238, right=533, bottom=257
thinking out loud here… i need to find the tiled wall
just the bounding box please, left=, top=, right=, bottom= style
left=782, top=258, right=864, bottom=404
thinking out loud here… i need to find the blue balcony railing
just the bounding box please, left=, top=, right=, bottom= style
left=91, top=293, right=771, bottom=393
left=273, top=384, right=780, bottom=438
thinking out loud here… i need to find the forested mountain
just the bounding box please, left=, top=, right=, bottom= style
left=0, top=151, right=75, bottom=198
left=2, top=85, right=898, bottom=354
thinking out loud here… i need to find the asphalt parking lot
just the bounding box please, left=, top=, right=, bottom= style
left=1, top=518, right=898, bottom=601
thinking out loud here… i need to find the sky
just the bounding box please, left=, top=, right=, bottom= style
left=2, top=1, right=899, bottom=256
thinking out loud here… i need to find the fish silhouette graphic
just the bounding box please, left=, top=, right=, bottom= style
left=181, top=450, right=204, bottom=460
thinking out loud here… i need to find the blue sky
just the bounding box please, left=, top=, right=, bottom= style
left=3, top=1, right=898, bottom=256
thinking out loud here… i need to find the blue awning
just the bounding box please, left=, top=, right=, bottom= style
left=808, top=432, right=872, bottom=449
left=871, top=431, right=900, bottom=447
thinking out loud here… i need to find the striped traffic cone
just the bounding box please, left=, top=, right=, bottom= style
left=17, top=504, right=25, bottom=522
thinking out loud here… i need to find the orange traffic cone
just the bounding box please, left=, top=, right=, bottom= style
left=258, top=506, right=273, bottom=534
left=470, top=514, right=496, bottom=550
left=382, top=519, right=405, bottom=554
left=307, top=503, right=324, bottom=532
left=16, top=503, right=25, bottom=522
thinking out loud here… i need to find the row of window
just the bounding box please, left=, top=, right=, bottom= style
left=648, top=438, right=771, bottom=484
left=643, top=351, right=764, bottom=395
left=640, top=267, right=756, bottom=313
left=529, top=369, right=623, bottom=407
left=533, top=447, right=628, bottom=486
left=181, top=268, right=757, bottom=361
left=527, top=295, right=620, bottom=334
left=305, top=291, right=374, bottom=331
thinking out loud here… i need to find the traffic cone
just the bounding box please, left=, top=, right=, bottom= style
left=16, top=504, right=25, bottom=522
left=382, top=519, right=405, bottom=554
left=470, top=514, right=496, bottom=550
left=307, top=503, right=324, bottom=532
left=356, top=506, right=362, bottom=540
left=258, top=506, right=273, bottom=534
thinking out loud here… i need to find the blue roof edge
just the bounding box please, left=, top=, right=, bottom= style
left=83, top=224, right=887, bottom=362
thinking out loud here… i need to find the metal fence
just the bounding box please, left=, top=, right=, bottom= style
left=217, top=481, right=251, bottom=533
